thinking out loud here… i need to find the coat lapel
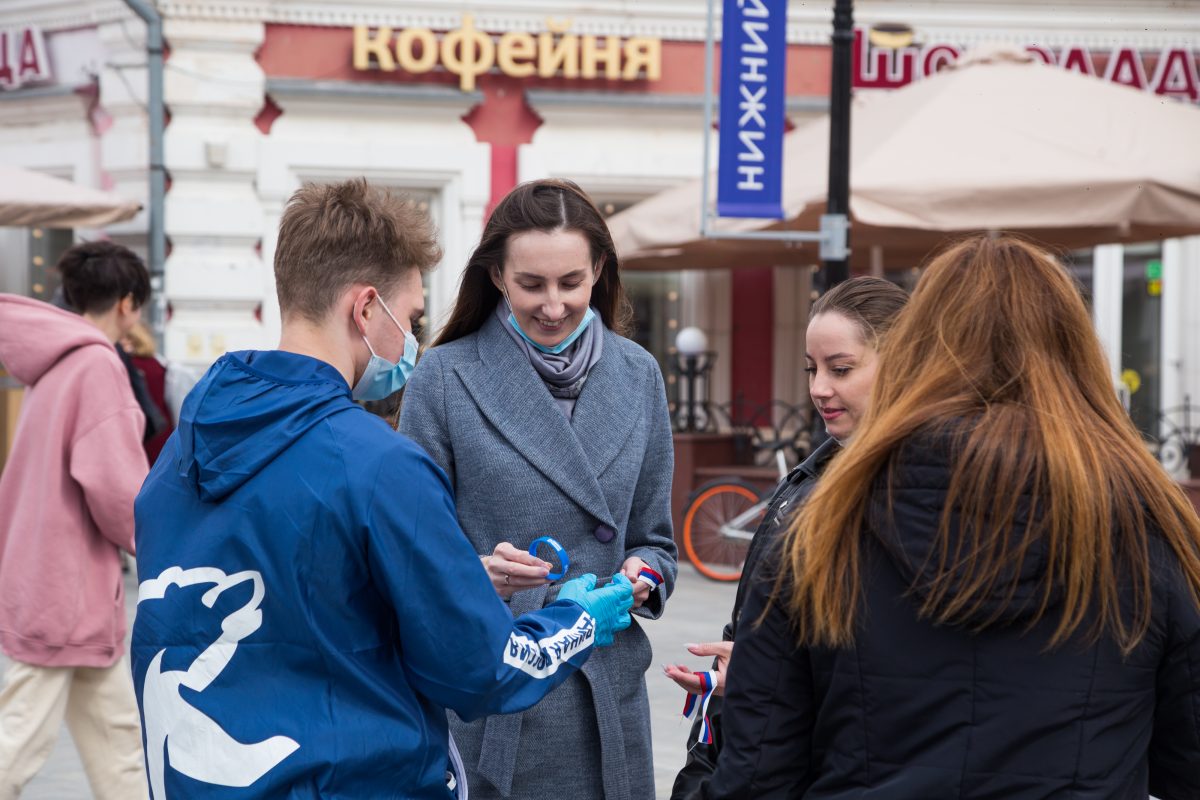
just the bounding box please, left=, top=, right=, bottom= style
left=570, top=328, right=646, bottom=478
left=454, top=315, right=618, bottom=529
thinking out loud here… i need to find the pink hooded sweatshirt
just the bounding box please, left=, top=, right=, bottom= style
left=0, top=294, right=148, bottom=668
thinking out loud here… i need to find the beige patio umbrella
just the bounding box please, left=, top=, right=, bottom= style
left=610, top=48, right=1200, bottom=271
left=0, top=165, right=142, bottom=228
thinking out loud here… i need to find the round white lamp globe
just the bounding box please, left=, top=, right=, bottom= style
left=675, top=326, right=709, bottom=356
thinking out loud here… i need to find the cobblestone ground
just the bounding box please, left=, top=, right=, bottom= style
left=3, top=561, right=739, bottom=799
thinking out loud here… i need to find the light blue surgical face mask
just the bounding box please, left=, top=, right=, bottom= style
left=501, top=286, right=597, bottom=355
left=352, top=295, right=419, bottom=401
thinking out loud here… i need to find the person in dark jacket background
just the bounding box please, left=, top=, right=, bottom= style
left=701, top=234, right=1200, bottom=799
left=667, top=277, right=909, bottom=797
left=121, top=322, right=173, bottom=465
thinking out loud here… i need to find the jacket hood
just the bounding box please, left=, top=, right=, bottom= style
left=868, top=423, right=1059, bottom=628
left=0, top=294, right=114, bottom=384
left=176, top=350, right=359, bottom=502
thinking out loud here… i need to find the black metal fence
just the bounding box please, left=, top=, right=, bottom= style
left=670, top=395, right=815, bottom=468
left=1148, top=396, right=1200, bottom=477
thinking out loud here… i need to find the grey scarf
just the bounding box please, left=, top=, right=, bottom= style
left=495, top=303, right=603, bottom=418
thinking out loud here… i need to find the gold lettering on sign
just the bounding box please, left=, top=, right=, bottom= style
left=497, top=32, right=537, bottom=78
left=351, top=19, right=663, bottom=90
left=353, top=25, right=395, bottom=71
left=396, top=27, right=438, bottom=73
left=537, top=19, right=580, bottom=80
left=441, top=15, right=495, bottom=91
left=623, top=38, right=663, bottom=81
left=581, top=35, right=622, bottom=80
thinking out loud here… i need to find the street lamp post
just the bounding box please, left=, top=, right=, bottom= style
left=120, top=0, right=166, bottom=341
left=674, top=327, right=713, bottom=433
left=823, top=0, right=855, bottom=291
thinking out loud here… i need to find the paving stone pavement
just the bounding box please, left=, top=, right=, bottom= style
left=3, top=561, right=739, bottom=799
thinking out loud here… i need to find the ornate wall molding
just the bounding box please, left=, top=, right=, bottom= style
left=95, top=1, right=1200, bottom=48
left=0, top=0, right=131, bottom=32
left=5, top=1, right=1196, bottom=50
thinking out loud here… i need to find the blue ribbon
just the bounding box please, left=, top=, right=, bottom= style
left=528, top=536, right=570, bottom=581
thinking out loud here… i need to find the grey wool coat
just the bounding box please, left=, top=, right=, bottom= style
left=398, top=312, right=677, bottom=800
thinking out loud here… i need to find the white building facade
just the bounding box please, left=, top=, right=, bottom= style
left=1, top=0, right=1198, bottom=459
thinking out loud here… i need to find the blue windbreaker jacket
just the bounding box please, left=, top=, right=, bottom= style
left=132, top=350, right=598, bottom=799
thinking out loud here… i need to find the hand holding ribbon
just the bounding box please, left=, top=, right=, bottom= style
left=557, top=573, right=634, bottom=647
left=675, top=668, right=720, bottom=746
left=663, top=641, right=732, bottom=697
left=620, top=556, right=657, bottom=609
left=663, top=640, right=733, bottom=746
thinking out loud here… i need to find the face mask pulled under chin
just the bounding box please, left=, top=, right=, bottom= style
left=500, top=285, right=597, bottom=356
left=351, top=296, right=419, bottom=402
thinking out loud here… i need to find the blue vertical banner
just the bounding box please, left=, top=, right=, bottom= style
left=716, top=0, right=788, bottom=219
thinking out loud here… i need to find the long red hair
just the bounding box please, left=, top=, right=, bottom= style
left=783, top=234, right=1200, bottom=653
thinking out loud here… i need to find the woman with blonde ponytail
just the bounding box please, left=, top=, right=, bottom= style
left=698, top=234, right=1200, bottom=800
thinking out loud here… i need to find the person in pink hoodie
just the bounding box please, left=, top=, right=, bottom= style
left=0, top=241, right=151, bottom=799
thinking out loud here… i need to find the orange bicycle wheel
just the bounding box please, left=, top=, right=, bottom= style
left=682, top=481, right=763, bottom=582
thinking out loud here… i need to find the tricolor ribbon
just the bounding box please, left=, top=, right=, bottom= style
left=528, top=536, right=569, bottom=581
left=636, top=566, right=664, bottom=590
left=681, top=670, right=718, bottom=746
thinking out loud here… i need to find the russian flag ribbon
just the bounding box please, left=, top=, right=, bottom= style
left=681, top=670, right=718, bottom=745
left=636, top=566, right=664, bottom=590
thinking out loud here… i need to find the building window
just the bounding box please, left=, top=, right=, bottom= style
left=1064, top=249, right=1095, bottom=308
left=1121, top=243, right=1163, bottom=438
left=623, top=270, right=682, bottom=407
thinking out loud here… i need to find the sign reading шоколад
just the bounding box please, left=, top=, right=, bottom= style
left=854, top=28, right=1200, bottom=102
left=0, top=27, right=51, bottom=91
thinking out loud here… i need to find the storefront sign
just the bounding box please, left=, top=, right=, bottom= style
left=716, top=0, right=786, bottom=220
left=854, top=28, right=1200, bottom=102
left=0, top=27, right=51, bottom=90
left=352, top=17, right=662, bottom=91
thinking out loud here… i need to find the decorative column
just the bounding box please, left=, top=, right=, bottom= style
left=463, top=75, right=543, bottom=217
left=97, top=16, right=152, bottom=260
left=160, top=17, right=266, bottom=367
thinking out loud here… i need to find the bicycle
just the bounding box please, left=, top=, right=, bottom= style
left=681, top=443, right=792, bottom=582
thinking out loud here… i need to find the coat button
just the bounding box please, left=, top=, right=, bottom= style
left=593, top=524, right=616, bottom=543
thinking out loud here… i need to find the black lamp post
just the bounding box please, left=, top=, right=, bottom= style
left=822, top=0, right=854, bottom=290
left=674, top=327, right=715, bottom=433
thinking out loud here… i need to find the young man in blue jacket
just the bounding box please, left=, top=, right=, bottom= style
left=131, top=178, right=634, bottom=799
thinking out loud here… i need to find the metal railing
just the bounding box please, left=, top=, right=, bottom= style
left=670, top=395, right=814, bottom=467
left=1149, top=395, right=1200, bottom=477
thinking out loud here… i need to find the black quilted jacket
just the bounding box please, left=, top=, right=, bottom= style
left=698, top=428, right=1200, bottom=799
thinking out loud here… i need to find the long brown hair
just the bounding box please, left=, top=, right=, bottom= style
left=783, top=234, right=1200, bottom=653
left=434, top=179, right=633, bottom=345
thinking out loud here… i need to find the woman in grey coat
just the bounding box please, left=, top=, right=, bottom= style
left=399, top=179, right=677, bottom=800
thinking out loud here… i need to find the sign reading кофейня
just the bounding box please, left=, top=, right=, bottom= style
left=352, top=17, right=663, bottom=91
